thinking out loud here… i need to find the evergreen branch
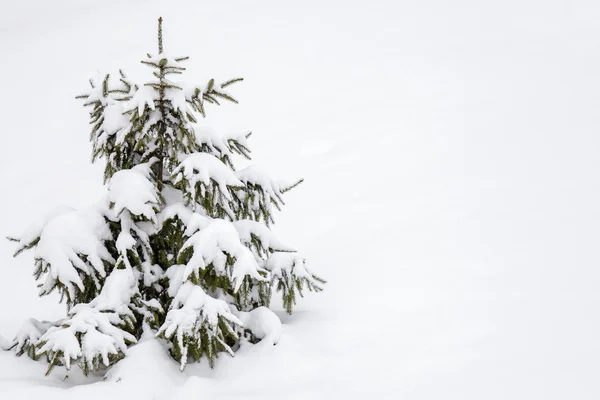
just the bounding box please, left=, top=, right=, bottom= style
left=203, top=94, right=220, bottom=105
left=158, top=17, right=163, bottom=54
left=220, top=78, right=243, bottom=88
left=211, top=91, right=238, bottom=104
left=141, top=60, right=161, bottom=68
left=281, top=178, right=304, bottom=193
left=198, top=99, right=205, bottom=116
left=144, top=82, right=183, bottom=90
left=82, top=100, right=100, bottom=107
left=102, top=74, right=110, bottom=97
left=12, top=237, right=40, bottom=257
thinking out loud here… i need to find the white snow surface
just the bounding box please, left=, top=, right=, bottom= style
left=2, top=1, right=600, bottom=399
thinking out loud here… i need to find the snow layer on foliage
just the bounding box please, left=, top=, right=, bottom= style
left=159, top=202, right=194, bottom=225
left=194, top=126, right=250, bottom=157
left=177, top=80, right=202, bottom=101
left=38, top=305, right=136, bottom=370
left=8, top=318, right=53, bottom=353
left=97, top=101, right=131, bottom=150
left=83, top=79, right=108, bottom=105
left=101, top=102, right=129, bottom=136
left=235, top=165, right=293, bottom=196
left=36, top=269, right=138, bottom=370
left=172, top=91, right=190, bottom=115
left=172, top=78, right=232, bottom=103
left=16, top=205, right=73, bottom=246
left=88, top=268, right=137, bottom=311
left=233, top=220, right=295, bottom=252
left=173, top=153, right=244, bottom=200
left=265, top=252, right=314, bottom=282
left=194, top=127, right=230, bottom=155
left=115, top=212, right=138, bottom=261
left=181, top=220, right=267, bottom=292
left=164, top=264, right=187, bottom=298
left=86, top=72, right=132, bottom=104
left=158, top=282, right=242, bottom=369
left=33, top=207, right=114, bottom=295
left=183, top=213, right=212, bottom=236
left=236, top=307, right=281, bottom=345
left=127, top=85, right=156, bottom=115
left=107, top=163, right=160, bottom=221
left=159, top=203, right=210, bottom=235
left=162, top=282, right=242, bottom=333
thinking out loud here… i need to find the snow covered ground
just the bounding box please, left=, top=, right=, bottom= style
left=2, top=0, right=600, bottom=398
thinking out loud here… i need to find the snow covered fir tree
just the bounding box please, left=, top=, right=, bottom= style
left=3, top=18, right=324, bottom=375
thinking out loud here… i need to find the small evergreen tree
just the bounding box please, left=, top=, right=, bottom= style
left=4, top=18, right=324, bottom=375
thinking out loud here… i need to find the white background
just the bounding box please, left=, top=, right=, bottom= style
left=1, top=1, right=599, bottom=398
